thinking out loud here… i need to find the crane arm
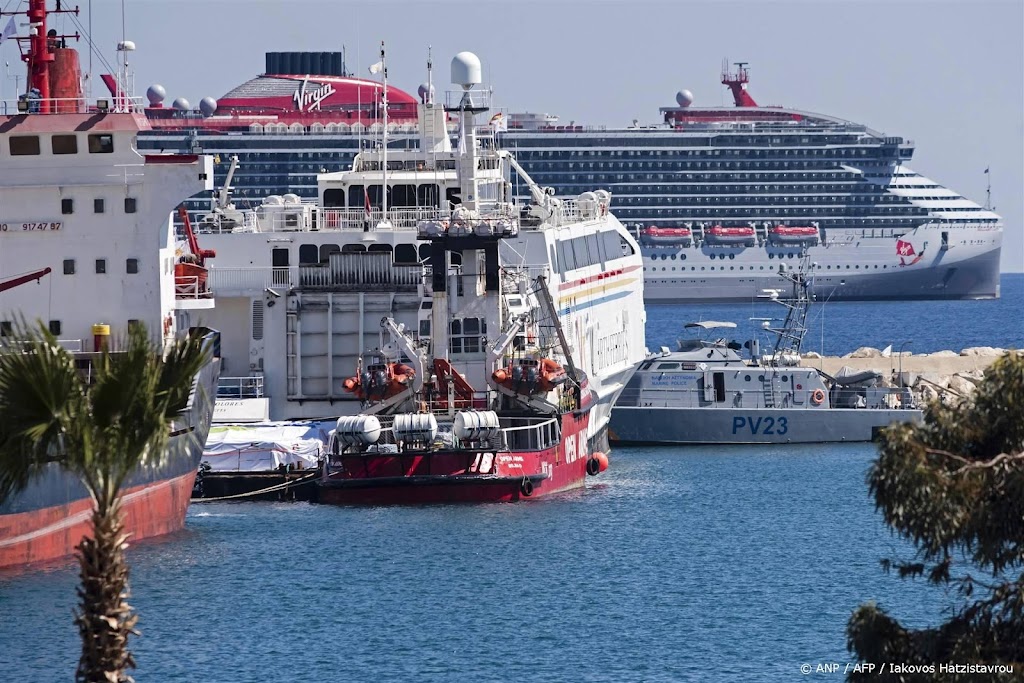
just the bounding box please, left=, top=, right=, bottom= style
left=0, top=267, right=52, bottom=293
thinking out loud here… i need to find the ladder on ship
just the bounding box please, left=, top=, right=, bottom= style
left=762, top=373, right=777, bottom=408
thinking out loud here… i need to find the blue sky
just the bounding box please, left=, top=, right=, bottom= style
left=4, top=0, right=1021, bottom=271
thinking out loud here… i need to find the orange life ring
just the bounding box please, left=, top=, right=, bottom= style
left=810, top=388, right=826, bottom=405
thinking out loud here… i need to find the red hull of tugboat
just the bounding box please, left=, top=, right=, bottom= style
left=0, top=470, right=197, bottom=570
left=318, top=412, right=594, bottom=505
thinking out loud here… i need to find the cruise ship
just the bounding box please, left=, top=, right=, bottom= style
left=137, top=53, right=1002, bottom=302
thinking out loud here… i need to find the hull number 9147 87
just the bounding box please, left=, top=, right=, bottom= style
left=732, top=416, right=789, bottom=435
left=0, top=222, right=63, bottom=232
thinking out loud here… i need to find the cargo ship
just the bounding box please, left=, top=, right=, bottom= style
left=0, top=0, right=219, bottom=569
left=135, top=53, right=1002, bottom=302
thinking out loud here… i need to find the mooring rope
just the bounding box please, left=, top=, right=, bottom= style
left=191, top=471, right=320, bottom=503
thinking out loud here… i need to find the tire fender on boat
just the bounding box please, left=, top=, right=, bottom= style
left=520, top=478, right=534, bottom=497
left=586, top=456, right=600, bottom=476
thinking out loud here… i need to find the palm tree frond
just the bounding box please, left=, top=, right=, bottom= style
left=0, top=321, right=85, bottom=502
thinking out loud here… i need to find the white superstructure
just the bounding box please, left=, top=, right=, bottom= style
left=0, top=111, right=214, bottom=349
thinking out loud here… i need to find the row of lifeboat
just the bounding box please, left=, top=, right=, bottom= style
left=342, top=355, right=569, bottom=405
left=640, top=224, right=820, bottom=247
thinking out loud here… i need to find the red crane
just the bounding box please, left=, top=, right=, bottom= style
left=0, top=267, right=52, bottom=293
left=177, top=206, right=216, bottom=266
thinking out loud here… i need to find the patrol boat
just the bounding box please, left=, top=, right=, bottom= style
left=609, top=256, right=922, bottom=444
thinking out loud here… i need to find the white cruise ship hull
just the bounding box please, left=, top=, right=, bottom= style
left=643, top=226, right=1001, bottom=303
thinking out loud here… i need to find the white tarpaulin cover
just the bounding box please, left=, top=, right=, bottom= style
left=202, top=422, right=329, bottom=472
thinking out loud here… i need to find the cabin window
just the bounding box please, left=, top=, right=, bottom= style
left=52, top=135, right=78, bottom=154
left=319, top=244, right=340, bottom=263
left=124, top=197, right=137, bottom=214
left=88, top=134, right=114, bottom=154
left=48, top=320, right=62, bottom=336
left=341, top=244, right=366, bottom=253
left=126, top=258, right=139, bottom=274
left=368, top=244, right=392, bottom=255
left=417, top=184, right=440, bottom=208
left=656, top=362, right=680, bottom=370
left=547, top=244, right=561, bottom=276
left=95, top=259, right=106, bottom=274
left=322, top=188, right=345, bottom=208
left=0, top=321, right=11, bottom=336
left=558, top=240, right=576, bottom=271
left=127, top=319, right=141, bottom=331
left=94, top=198, right=105, bottom=214
left=347, top=185, right=366, bottom=209
left=391, top=184, right=417, bottom=208
left=419, top=320, right=430, bottom=338
left=394, top=244, right=418, bottom=264
left=61, top=198, right=74, bottom=214
left=299, top=244, right=319, bottom=265
left=588, top=234, right=604, bottom=266
left=9, top=135, right=40, bottom=155
left=63, top=259, right=75, bottom=275
left=571, top=237, right=591, bottom=268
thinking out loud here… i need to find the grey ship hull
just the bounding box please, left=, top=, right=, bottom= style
left=609, top=405, right=920, bottom=445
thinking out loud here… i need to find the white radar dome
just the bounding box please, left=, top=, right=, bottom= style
left=676, top=89, right=694, bottom=107
left=450, top=51, right=482, bottom=90
left=417, top=82, right=435, bottom=104
left=199, top=97, right=218, bottom=117
left=171, top=97, right=191, bottom=111
left=146, top=84, right=166, bottom=106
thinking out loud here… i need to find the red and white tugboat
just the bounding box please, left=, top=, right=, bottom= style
left=316, top=50, right=645, bottom=504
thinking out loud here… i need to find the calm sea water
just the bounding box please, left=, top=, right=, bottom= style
left=1, top=275, right=1019, bottom=682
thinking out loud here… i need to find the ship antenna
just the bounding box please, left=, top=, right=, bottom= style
left=426, top=45, right=432, bottom=104
left=377, top=40, right=390, bottom=228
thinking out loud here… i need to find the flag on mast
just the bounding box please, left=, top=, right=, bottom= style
left=368, top=61, right=384, bottom=75
left=364, top=187, right=373, bottom=223
left=0, top=17, right=16, bottom=44
left=489, top=112, right=508, bottom=132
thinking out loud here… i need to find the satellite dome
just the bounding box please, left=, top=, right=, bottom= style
left=199, top=96, right=218, bottom=117
left=171, top=97, right=191, bottom=111
left=450, top=52, right=481, bottom=90
left=146, top=84, right=166, bottom=106
left=417, top=82, right=435, bottom=104
left=676, top=89, right=694, bottom=107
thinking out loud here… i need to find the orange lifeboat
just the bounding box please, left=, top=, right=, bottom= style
left=704, top=225, right=757, bottom=246
left=492, top=358, right=568, bottom=395
left=641, top=226, right=693, bottom=246
left=343, top=361, right=416, bottom=401
left=768, top=224, right=820, bottom=246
